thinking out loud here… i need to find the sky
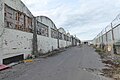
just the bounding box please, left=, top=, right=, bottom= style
left=21, top=0, right=120, bottom=40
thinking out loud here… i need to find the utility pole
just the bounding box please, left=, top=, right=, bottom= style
left=33, top=17, right=38, bottom=57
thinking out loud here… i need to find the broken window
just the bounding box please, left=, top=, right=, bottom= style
left=37, top=22, right=49, bottom=37
left=27, top=17, right=32, bottom=32
left=4, top=4, right=33, bottom=33
left=69, top=37, right=71, bottom=41
left=64, top=34, right=67, bottom=41
left=66, top=36, right=70, bottom=41
left=4, top=4, right=15, bottom=29
left=59, top=32, right=62, bottom=40
left=51, top=28, right=58, bottom=39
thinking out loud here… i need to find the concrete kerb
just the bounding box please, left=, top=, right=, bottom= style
left=38, top=48, right=66, bottom=58
left=0, top=46, right=73, bottom=71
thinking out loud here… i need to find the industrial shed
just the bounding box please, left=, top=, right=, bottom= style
left=66, top=33, right=72, bottom=47
left=0, top=0, right=34, bottom=64
left=58, top=28, right=68, bottom=48
left=0, top=0, right=80, bottom=64
left=71, top=35, right=78, bottom=46
left=36, top=16, right=58, bottom=53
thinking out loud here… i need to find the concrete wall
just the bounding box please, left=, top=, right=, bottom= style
left=59, top=40, right=72, bottom=48
left=2, top=28, right=33, bottom=60
left=0, top=0, right=34, bottom=64
left=36, top=16, right=58, bottom=54
left=0, top=0, right=80, bottom=64
left=59, top=40, right=66, bottom=48
left=37, top=35, right=58, bottom=53
left=66, top=41, right=72, bottom=47
left=0, top=0, right=4, bottom=64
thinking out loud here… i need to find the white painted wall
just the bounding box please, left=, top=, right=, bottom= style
left=0, top=0, right=78, bottom=64
left=50, top=38, right=58, bottom=50
left=0, top=0, right=34, bottom=64
left=37, top=35, right=58, bottom=53
left=59, top=40, right=66, bottom=48
left=0, top=0, right=4, bottom=64
left=2, top=28, right=33, bottom=62
left=66, top=41, right=72, bottom=47
left=36, top=16, right=58, bottom=54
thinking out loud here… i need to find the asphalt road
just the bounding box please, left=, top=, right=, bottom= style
left=0, top=45, right=112, bottom=80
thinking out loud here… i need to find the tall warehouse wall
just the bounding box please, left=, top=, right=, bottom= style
left=0, top=0, right=34, bottom=64
left=36, top=16, right=58, bottom=54
left=0, top=0, right=80, bottom=64
left=58, top=28, right=67, bottom=48
left=0, top=0, right=4, bottom=64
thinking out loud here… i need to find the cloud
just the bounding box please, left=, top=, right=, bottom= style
left=21, top=0, right=120, bottom=40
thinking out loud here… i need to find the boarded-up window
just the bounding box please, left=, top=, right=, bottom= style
left=4, top=4, right=33, bottom=33
left=37, top=22, right=48, bottom=37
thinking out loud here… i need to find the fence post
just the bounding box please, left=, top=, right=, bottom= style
left=111, top=23, right=116, bottom=54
